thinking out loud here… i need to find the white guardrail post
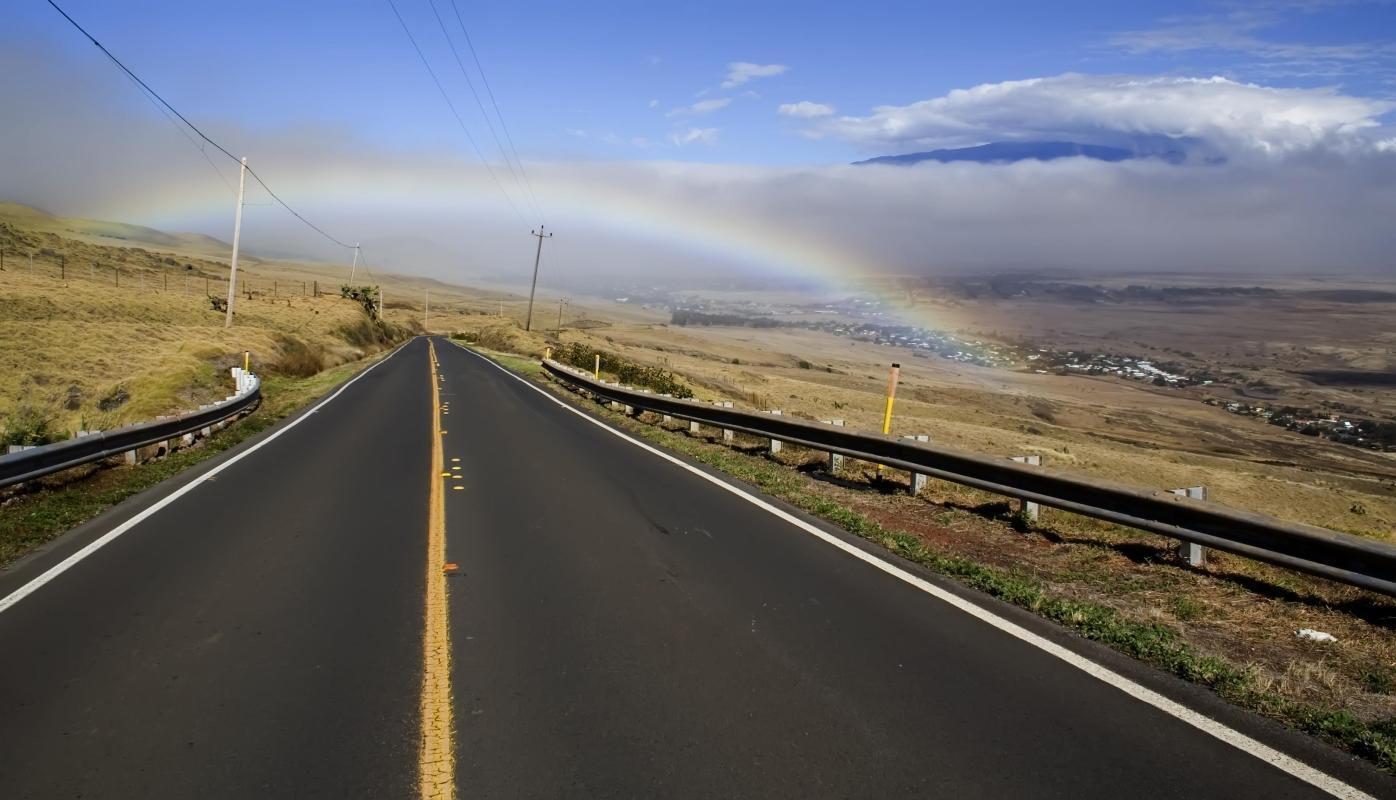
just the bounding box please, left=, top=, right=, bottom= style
left=717, top=401, right=735, bottom=442
left=902, top=434, right=930, bottom=494
left=1171, top=486, right=1208, bottom=566
left=1010, top=455, right=1042, bottom=521
left=768, top=410, right=782, bottom=454
left=821, top=419, right=845, bottom=472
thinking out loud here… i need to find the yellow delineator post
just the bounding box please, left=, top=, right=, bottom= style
left=594, top=354, right=601, bottom=379
left=243, top=351, right=250, bottom=372
left=545, top=346, right=552, bottom=361
left=877, top=363, right=901, bottom=475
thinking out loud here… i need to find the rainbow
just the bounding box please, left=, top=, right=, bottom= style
left=91, top=161, right=934, bottom=324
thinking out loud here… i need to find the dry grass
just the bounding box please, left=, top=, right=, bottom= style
left=537, top=322, right=1396, bottom=545
left=0, top=221, right=418, bottom=437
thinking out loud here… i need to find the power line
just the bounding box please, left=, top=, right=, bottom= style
left=384, top=0, right=528, bottom=226
left=448, top=0, right=546, bottom=224
left=116, top=68, right=239, bottom=198
left=44, top=0, right=362, bottom=254
left=424, top=0, right=539, bottom=222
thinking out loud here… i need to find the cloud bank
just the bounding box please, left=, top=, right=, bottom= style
left=823, top=74, right=1395, bottom=158
left=2, top=50, right=1393, bottom=290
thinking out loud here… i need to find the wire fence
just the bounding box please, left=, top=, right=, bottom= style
left=0, top=249, right=337, bottom=303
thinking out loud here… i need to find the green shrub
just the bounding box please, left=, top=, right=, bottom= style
left=1, top=406, right=63, bottom=448
left=553, top=342, right=693, bottom=398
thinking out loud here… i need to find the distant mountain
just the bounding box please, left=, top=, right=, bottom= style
left=853, top=140, right=1187, bottom=166
left=0, top=201, right=236, bottom=259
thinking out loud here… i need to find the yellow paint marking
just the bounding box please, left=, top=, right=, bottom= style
left=452, top=485, right=464, bottom=491
left=420, top=340, right=455, bottom=799
left=451, top=458, right=460, bottom=462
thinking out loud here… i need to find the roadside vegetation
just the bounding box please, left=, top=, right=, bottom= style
left=463, top=341, right=1396, bottom=773
left=0, top=354, right=396, bottom=568
left=0, top=216, right=417, bottom=444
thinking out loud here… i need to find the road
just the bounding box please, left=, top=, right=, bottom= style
left=0, top=336, right=1388, bottom=798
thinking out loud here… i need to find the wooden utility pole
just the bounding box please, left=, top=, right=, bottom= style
left=224, top=157, right=248, bottom=328
left=524, top=226, right=552, bottom=331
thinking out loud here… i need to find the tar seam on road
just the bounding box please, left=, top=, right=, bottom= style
left=448, top=340, right=1375, bottom=800
left=420, top=340, right=456, bottom=799
left=0, top=343, right=409, bottom=617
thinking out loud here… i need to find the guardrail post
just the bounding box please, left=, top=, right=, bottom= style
left=768, top=410, right=782, bottom=454
left=822, top=419, right=845, bottom=472
left=1009, top=455, right=1042, bottom=521
left=717, top=401, right=735, bottom=442
left=1171, top=486, right=1208, bottom=566
left=689, top=420, right=701, bottom=434
left=902, top=434, right=930, bottom=494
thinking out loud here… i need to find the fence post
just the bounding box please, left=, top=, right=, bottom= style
left=902, top=434, right=930, bottom=494
left=60, top=255, right=65, bottom=281
left=768, top=410, right=783, bottom=454
left=1009, top=455, right=1042, bottom=521
left=115, top=266, right=119, bottom=287
left=1170, top=486, right=1208, bottom=566
left=822, top=419, right=846, bottom=472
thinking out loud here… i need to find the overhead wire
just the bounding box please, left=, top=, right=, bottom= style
left=44, top=0, right=363, bottom=256
left=424, top=0, right=539, bottom=223
left=116, top=69, right=239, bottom=198
left=384, top=0, right=529, bottom=227
left=448, top=0, right=546, bottom=225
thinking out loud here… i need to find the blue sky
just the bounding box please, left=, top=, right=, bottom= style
left=11, top=0, right=1396, bottom=166
left=3, top=1, right=1395, bottom=281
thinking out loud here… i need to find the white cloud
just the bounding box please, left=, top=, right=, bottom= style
left=666, top=98, right=731, bottom=118
left=647, top=99, right=660, bottom=109
left=778, top=101, right=835, bottom=118
left=823, top=74, right=1394, bottom=157
left=669, top=127, right=720, bottom=146
left=3, top=46, right=1394, bottom=286
left=1108, top=9, right=1396, bottom=80
left=721, top=62, right=787, bottom=89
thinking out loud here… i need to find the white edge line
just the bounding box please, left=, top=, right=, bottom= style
left=450, top=339, right=1374, bottom=800
left=0, top=342, right=412, bottom=616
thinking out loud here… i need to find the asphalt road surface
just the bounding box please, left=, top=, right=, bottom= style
left=0, top=337, right=1389, bottom=799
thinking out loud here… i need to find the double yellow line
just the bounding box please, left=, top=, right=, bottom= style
left=421, top=340, right=455, bottom=799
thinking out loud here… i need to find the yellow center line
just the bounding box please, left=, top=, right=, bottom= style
left=420, top=341, right=455, bottom=799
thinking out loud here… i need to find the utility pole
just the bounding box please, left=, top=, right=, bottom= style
left=556, top=297, right=568, bottom=332
left=224, top=156, right=248, bottom=328
left=524, top=226, right=552, bottom=331
left=348, top=243, right=360, bottom=284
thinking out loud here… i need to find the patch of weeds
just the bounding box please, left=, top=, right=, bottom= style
left=97, top=385, right=130, bottom=412
left=1, top=405, right=63, bottom=448
left=1363, top=667, right=1394, bottom=695
left=1171, top=595, right=1205, bottom=621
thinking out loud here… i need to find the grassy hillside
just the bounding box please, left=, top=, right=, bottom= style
left=0, top=216, right=416, bottom=445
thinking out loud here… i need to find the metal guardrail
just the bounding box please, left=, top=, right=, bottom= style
left=0, top=370, right=261, bottom=490
left=542, top=359, right=1396, bottom=596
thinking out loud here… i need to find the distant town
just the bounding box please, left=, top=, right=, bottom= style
left=644, top=291, right=1396, bottom=455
